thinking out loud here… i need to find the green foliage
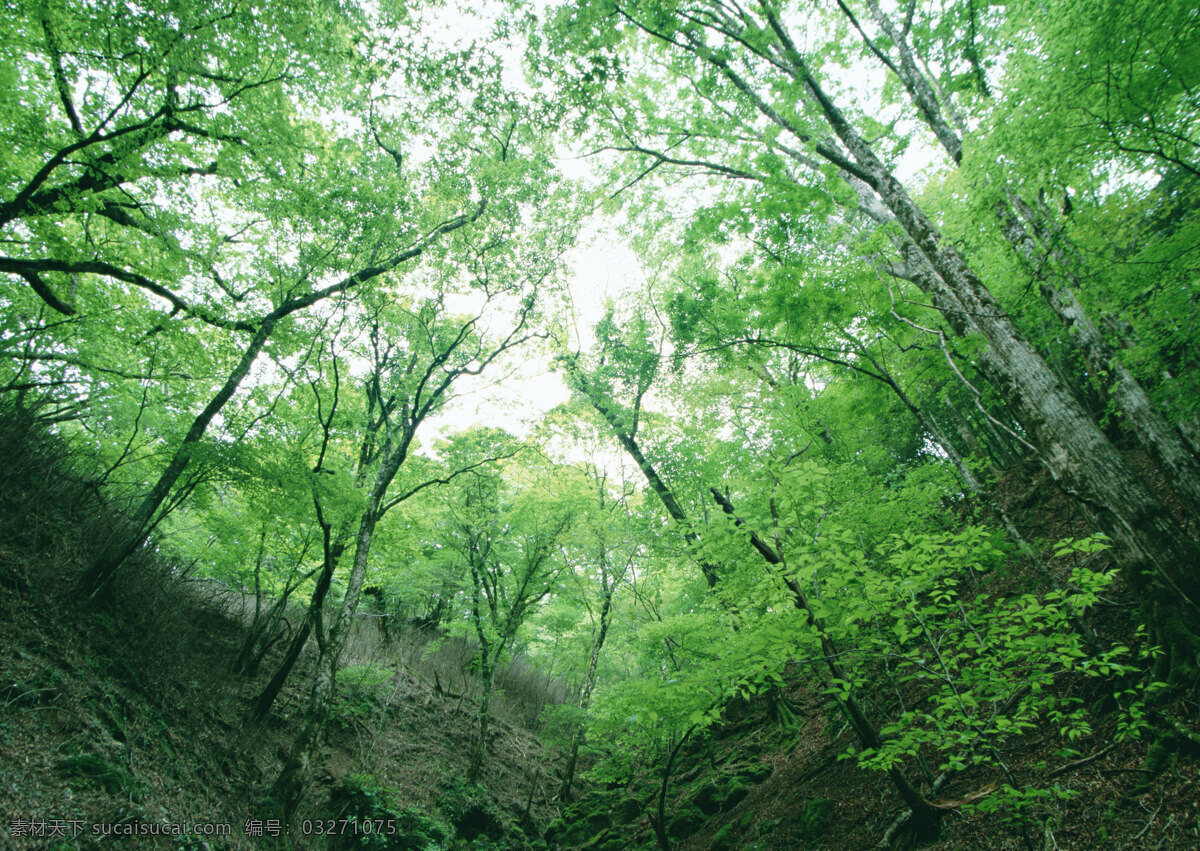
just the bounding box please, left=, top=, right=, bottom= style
left=55, top=753, right=140, bottom=799
left=333, top=664, right=395, bottom=729
left=965, top=783, right=1077, bottom=834
left=839, top=533, right=1131, bottom=781
left=330, top=773, right=451, bottom=850
left=538, top=702, right=586, bottom=752
left=4, top=0, right=1196, bottom=844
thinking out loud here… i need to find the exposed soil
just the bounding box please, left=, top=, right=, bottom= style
left=1, top=404, right=1198, bottom=851
left=0, top=409, right=565, bottom=849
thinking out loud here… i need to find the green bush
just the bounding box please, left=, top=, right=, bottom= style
left=333, top=663, right=395, bottom=728
left=330, top=772, right=450, bottom=850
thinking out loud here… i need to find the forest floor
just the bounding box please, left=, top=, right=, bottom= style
left=1, top=409, right=1198, bottom=850
left=0, top=567, right=563, bottom=849
left=548, top=461, right=1200, bottom=850
left=0, top=407, right=564, bottom=849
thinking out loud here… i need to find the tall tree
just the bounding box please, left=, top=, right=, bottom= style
left=537, top=0, right=1200, bottom=677
left=267, top=185, right=574, bottom=810
left=439, top=454, right=579, bottom=781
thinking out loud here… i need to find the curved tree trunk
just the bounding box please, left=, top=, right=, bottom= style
left=560, top=580, right=615, bottom=799
left=759, top=26, right=1200, bottom=669
left=568, top=362, right=719, bottom=588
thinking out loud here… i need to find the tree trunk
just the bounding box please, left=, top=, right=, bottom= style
left=469, top=657, right=494, bottom=783
left=248, top=560, right=334, bottom=725
left=232, top=594, right=290, bottom=678
left=249, top=511, right=349, bottom=724
left=78, top=318, right=276, bottom=599
left=232, top=531, right=270, bottom=675
left=268, top=508, right=380, bottom=808
left=269, top=654, right=335, bottom=818
left=1002, top=194, right=1200, bottom=517
left=768, top=35, right=1200, bottom=667
left=74, top=202, right=483, bottom=601
left=844, top=0, right=1200, bottom=564
left=560, top=583, right=615, bottom=799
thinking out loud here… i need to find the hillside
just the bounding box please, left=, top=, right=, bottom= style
left=3, top=1, right=1200, bottom=848
left=3, top=402, right=1198, bottom=849
left=0, top=403, right=563, bottom=848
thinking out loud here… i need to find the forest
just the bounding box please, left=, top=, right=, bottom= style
left=1, top=0, right=1198, bottom=847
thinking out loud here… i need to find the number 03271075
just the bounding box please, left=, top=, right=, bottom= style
left=300, top=818, right=397, bottom=836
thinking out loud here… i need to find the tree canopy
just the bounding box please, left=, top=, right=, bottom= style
left=2, top=0, right=1198, bottom=844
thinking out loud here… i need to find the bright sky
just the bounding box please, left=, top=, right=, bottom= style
left=400, top=0, right=949, bottom=446
left=427, top=216, right=646, bottom=441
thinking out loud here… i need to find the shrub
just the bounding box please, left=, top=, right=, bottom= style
left=333, top=663, right=395, bottom=728
left=330, top=773, right=450, bottom=849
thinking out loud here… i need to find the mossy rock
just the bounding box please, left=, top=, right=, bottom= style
left=710, top=823, right=737, bottom=851
left=546, top=814, right=593, bottom=847
left=694, top=783, right=725, bottom=816
left=587, top=810, right=612, bottom=833
left=668, top=805, right=706, bottom=841
left=55, top=753, right=138, bottom=799
left=455, top=803, right=504, bottom=842
left=549, top=795, right=618, bottom=846
left=613, top=796, right=643, bottom=823
left=722, top=782, right=750, bottom=812
left=580, top=829, right=624, bottom=850
left=542, top=818, right=566, bottom=844
left=796, top=798, right=834, bottom=840
left=754, top=817, right=782, bottom=838
left=694, top=774, right=752, bottom=817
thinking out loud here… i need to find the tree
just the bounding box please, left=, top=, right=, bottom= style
left=537, top=0, right=1200, bottom=680
left=266, top=205, right=570, bottom=811
left=535, top=411, right=640, bottom=799
left=560, top=302, right=721, bottom=588
left=439, top=453, right=579, bottom=781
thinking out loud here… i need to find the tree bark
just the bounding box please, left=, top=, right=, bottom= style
left=269, top=506, right=380, bottom=814
left=755, top=19, right=1200, bottom=667
left=1001, top=195, right=1200, bottom=517
left=840, top=0, right=1200, bottom=583
left=560, top=580, right=615, bottom=799
left=248, top=554, right=338, bottom=725
left=469, top=655, right=494, bottom=783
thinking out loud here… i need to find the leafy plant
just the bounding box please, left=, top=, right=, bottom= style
left=330, top=773, right=450, bottom=850
left=332, top=663, right=395, bottom=728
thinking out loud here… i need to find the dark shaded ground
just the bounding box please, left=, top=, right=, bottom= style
left=0, top=404, right=563, bottom=849
left=2, top=405, right=1198, bottom=850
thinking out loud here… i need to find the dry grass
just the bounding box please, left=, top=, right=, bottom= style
left=0, top=399, right=569, bottom=847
